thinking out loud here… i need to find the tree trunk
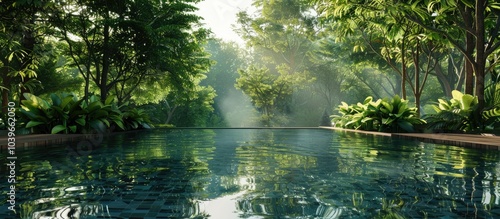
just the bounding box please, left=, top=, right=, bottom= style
left=462, top=1, right=475, bottom=95
left=474, top=0, right=486, bottom=128
left=401, top=39, right=407, bottom=99
left=1, top=68, right=10, bottom=115
left=414, top=45, right=421, bottom=117
left=452, top=55, right=465, bottom=92
left=464, top=33, right=475, bottom=94
left=100, top=11, right=111, bottom=102
left=434, top=63, right=453, bottom=98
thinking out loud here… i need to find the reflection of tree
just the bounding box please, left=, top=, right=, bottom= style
left=6, top=129, right=218, bottom=218
left=335, top=131, right=500, bottom=218
left=1, top=129, right=499, bottom=218
left=231, top=129, right=338, bottom=217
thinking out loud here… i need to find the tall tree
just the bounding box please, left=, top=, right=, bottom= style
left=235, top=0, right=316, bottom=125
left=0, top=0, right=48, bottom=113
left=313, top=0, right=439, bottom=115
left=403, top=0, right=500, bottom=116
left=51, top=0, right=211, bottom=103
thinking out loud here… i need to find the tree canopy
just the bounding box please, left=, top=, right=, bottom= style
left=1, top=0, right=499, bottom=130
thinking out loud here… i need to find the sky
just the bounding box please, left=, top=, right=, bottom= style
left=194, top=0, right=255, bottom=45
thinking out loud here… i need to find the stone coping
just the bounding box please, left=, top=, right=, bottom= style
left=0, top=130, right=147, bottom=150
left=320, top=126, right=500, bottom=150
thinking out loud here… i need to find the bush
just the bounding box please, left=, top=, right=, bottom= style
left=18, top=93, right=152, bottom=134
left=424, top=90, right=500, bottom=133
left=331, top=95, right=425, bottom=133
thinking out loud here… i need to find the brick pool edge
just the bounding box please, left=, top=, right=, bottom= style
left=320, top=126, right=500, bottom=150
left=0, top=130, right=148, bottom=150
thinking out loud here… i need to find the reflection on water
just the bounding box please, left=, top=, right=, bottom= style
left=1, top=129, right=499, bottom=218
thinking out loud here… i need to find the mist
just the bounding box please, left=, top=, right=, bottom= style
left=218, top=91, right=259, bottom=127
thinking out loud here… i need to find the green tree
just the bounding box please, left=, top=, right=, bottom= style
left=32, top=41, right=84, bottom=97
left=235, top=0, right=316, bottom=125
left=0, top=0, right=48, bottom=113
left=403, top=0, right=500, bottom=118
left=51, top=0, right=211, bottom=104
left=143, top=74, right=217, bottom=127
left=200, top=39, right=251, bottom=127
left=236, top=65, right=307, bottom=126
left=311, top=0, right=472, bottom=116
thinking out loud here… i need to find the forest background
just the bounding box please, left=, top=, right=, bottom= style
left=1, top=0, right=499, bottom=130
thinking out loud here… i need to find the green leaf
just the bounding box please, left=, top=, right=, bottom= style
left=26, top=121, right=45, bottom=128
left=86, top=101, right=103, bottom=113
left=398, top=120, right=414, bottom=132
left=382, top=117, right=395, bottom=125
left=459, top=93, right=477, bottom=110
left=451, top=90, right=463, bottom=101
left=51, top=125, right=67, bottom=134
left=75, top=117, right=86, bottom=126
left=89, top=120, right=106, bottom=133
left=23, top=93, right=50, bottom=110
left=60, top=95, right=76, bottom=109
left=361, top=117, right=374, bottom=123
left=141, top=123, right=151, bottom=129
left=381, top=101, right=393, bottom=113
left=483, top=108, right=500, bottom=120
left=363, top=96, right=373, bottom=104
left=114, top=120, right=126, bottom=130
left=101, top=118, right=110, bottom=127
left=50, top=93, right=62, bottom=106
left=105, top=95, right=115, bottom=105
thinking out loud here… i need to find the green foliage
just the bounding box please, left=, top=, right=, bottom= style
left=19, top=93, right=83, bottom=134
left=18, top=93, right=152, bottom=134
left=51, top=0, right=212, bottom=104
left=235, top=0, right=316, bottom=127
left=122, top=107, right=152, bottom=130
left=236, top=65, right=309, bottom=126
left=425, top=90, right=500, bottom=133
left=331, top=95, right=425, bottom=133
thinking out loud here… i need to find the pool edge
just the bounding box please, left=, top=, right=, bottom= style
left=320, top=126, right=500, bottom=150
left=2, top=127, right=499, bottom=151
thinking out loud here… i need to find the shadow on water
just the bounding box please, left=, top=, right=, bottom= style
left=0, top=128, right=499, bottom=218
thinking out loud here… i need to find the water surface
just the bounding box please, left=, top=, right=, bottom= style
left=1, top=128, right=499, bottom=218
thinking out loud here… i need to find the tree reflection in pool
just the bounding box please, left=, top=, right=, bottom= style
left=1, top=128, right=499, bottom=218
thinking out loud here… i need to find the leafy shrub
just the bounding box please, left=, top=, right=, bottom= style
left=331, top=95, right=425, bottom=133
left=18, top=93, right=152, bottom=134
left=424, top=90, right=500, bottom=133
left=122, top=107, right=152, bottom=130
left=19, top=93, right=84, bottom=134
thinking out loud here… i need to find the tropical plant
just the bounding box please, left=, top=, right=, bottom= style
left=19, top=93, right=84, bottom=134
left=122, top=107, right=152, bottom=130
left=78, top=95, right=125, bottom=133
left=483, top=79, right=500, bottom=131
left=332, top=95, right=425, bottom=133
left=424, top=90, right=500, bottom=133
left=18, top=93, right=152, bottom=134
left=377, top=95, right=426, bottom=132
left=331, top=96, right=378, bottom=131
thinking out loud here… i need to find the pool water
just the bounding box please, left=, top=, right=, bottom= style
left=1, top=128, right=499, bottom=218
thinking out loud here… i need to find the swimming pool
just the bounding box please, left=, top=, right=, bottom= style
left=1, top=128, right=499, bottom=218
